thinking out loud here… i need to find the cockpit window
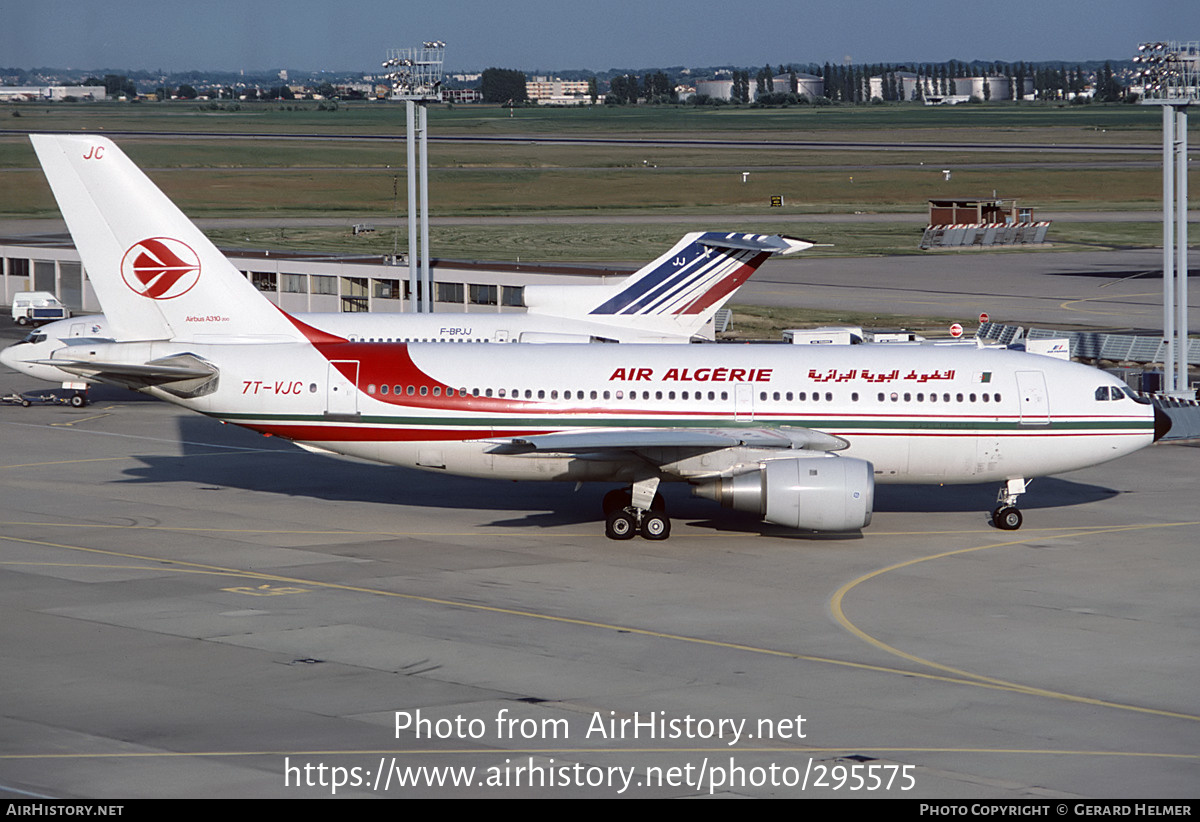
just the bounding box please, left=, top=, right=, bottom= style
left=1121, top=386, right=1152, bottom=405
left=17, top=332, right=47, bottom=345
left=1095, top=386, right=1110, bottom=401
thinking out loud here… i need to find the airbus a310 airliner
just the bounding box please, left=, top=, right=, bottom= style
left=7, top=134, right=1168, bottom=539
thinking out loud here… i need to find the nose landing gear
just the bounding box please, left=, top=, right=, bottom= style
left=991, top=478, right=1027, bottom=531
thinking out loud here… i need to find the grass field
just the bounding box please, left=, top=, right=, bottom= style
left=202, top=219, right=1163, bottom=262
left=0, top=98, right=1168, bottom=139
left=0, top=99, right=1178, bottom=260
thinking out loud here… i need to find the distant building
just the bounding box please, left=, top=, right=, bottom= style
left=777, top=73, right=823, bottom=99
left=0, top=86, right=107, bottom=101
left=695, top=78, right=735, bottom=100
left=442, top=88, right=482, bottom=104
left=869, top=71, right=918, bottom=101
left=697, top=74, right=823, bottom=101
left=526, top=76, right=591, bottom=105
left=911, top=75, right=1035, bottom=103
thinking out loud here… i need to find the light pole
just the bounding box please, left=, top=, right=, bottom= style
left=383, top=41, right=444, bottom=313
left=1135, top=41, right=1199, bottom=397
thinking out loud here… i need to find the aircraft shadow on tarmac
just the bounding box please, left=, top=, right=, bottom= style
left=107, top=416, right=1126, bottom=536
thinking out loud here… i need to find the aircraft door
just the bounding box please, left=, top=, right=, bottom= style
left=734, top=382, right=754, bottom=421
left=1015, top=371, right=1049, bottom=425
left=493, top=330, right=510, bottom=343
left=326, top=360, right=360, bottom=417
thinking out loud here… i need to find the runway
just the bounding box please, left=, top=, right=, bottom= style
left=0, top=350, right=1196, bottom=797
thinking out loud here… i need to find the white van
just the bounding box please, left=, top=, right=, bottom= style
left=11, top=291, right=68, bottom=326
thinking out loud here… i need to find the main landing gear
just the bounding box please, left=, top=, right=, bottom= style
left=991, top=478, right=1027, bottom=531
left=603, top=478, right=670, bottom=541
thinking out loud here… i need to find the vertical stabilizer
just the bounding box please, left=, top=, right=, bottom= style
left=523, top=232, right=811, bottom=337
left=29, top=135, right=303, bottom=343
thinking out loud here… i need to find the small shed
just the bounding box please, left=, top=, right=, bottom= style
left=928, top=198, right=1034, bottom=226
left=922, top=197, right=1048, bottom=249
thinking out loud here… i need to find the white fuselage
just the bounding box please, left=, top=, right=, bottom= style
left=55, top=339, right=1156, bottom=487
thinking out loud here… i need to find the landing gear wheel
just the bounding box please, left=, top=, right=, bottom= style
left=640, top=511, right=671, bottom=541
left=605, top=509, right=637, bottom=540
left=992, top=506, right=1023, bottom=531
left=69, top=393, right=87, bottom=408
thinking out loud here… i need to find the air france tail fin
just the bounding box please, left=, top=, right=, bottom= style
left=29, top=134, right=304, bottom=344
left=523, top=232, right=811, bottom=338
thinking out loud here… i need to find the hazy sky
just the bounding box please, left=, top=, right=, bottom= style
left=6, top=0, right=1199, bottom=74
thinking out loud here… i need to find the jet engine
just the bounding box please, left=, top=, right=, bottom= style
left=693, top=455, right=874, bottom=531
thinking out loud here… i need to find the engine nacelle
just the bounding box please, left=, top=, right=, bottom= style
left=693, top=455, right=874, bottom=531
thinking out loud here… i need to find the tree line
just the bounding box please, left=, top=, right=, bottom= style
left=478, top=60, right=1131, bottom=107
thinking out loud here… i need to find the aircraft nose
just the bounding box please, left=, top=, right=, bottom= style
left=0, top=342, right=21, bottom=372
left=1153, top=404, right=1173, bottom=442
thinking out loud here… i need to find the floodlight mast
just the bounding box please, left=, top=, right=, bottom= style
left=384, top=41, right=444, bottom=313
left=1136, top=41, right=1200, bottom=397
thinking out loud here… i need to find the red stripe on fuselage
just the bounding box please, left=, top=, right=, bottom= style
left=243, top=424, right=554, bottom=442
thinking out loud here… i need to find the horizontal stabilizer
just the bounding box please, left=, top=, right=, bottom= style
left=42, top=353, right=218, bottom=396
left=696, top=233, right=813, bottom=255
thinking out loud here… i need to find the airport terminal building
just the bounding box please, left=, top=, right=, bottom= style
left=0, top=235, right=635, bottom=319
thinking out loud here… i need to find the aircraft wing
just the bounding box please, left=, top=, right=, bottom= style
left=487, top=426, right=848, bottom=454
